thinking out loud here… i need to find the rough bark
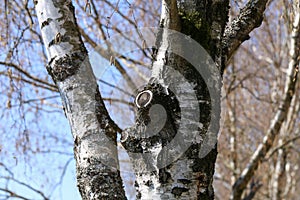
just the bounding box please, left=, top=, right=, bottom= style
left=34, top=0, right=274, bottom=199
left=121, top=0, right=229, bottom=199
left=34, top=0, right=126, bottom=199
left=222, top=0, right=270, bottom=67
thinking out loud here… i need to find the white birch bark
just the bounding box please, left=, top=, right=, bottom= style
left=34, top=0, right=126, bottom=199
left=122, top=0, right=229, bottom=199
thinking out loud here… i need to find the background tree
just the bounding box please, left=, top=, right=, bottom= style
left=0, top=0, right=299, bottom=200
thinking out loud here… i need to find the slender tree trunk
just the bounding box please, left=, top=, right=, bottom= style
left=34, top=1, right=126, bottom=199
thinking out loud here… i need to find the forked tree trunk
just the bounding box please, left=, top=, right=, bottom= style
left=35, top=0, right=269, bottom=199
left=121, top=0, right=228, bottom=199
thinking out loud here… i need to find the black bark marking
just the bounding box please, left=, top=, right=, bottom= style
left=51, top=1, right=85, bottom=52
left=41, top=18, right=53, bottom=29
left=151, top=46, right=158, bottom=60
left=48, top=40, right=54, bottom=47
left=178, top=179, right=192, bottom=185
left=48, top=52, right=85, bottom=82
left=54, top=32, right=62, bottom=44
left=160, top=19, right=164, bottom=28
left=48, top=33, right=72, bottom=47
left=171, top=187, right=189, bottom=197
left=77, top=158, right=126, bottom=199
left=145, top=180, right=153, bottom=188
left=159, top=168, right=172, bottom=184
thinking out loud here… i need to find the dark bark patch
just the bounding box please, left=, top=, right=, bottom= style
left=160, top=19, right=164, bottom=28
left=48, top=40, right=55, bottom=47
left=122, top=81, right=181, bottom=154
left=159, top=168, right=172, bottom=184
left=178, top=178, right=192, bottom=185
left=178, top=10, right=211, bottom=52
left=191, top=147, right=217, bottom=173
left=145, top=180, right=153, bottom=188
left=171, top=187, right=189, bottom=197
left=196, top=173, right=208, bottom=187
left=41, top=18, right=53, bottom=29
left=51, top=1, right=84, bottom=52
left=48, top=34, right=71, bottom=48
left=134, top=180, right=142, bottom=198
left=77, top=159, right=126, bottom=199
left=47, top=52, right=85, bottom=82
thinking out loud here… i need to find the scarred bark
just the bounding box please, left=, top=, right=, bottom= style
left=34, top=0, right=126, bottom=199
left=121, top=0, right=228, bottom=199
left=35, top=0, right=273, bottom=199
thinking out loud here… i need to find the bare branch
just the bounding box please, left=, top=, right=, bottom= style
left=102, top=97, right=134, bottom=107
left=0, top=188, right=30, bottom=200
left=98, top=79, right=134, bottom=97
left=78, top=27, right=138, bottom=92
left=230, top=9, right=300, bottom=200
left=3, top=177, right=49, bottom=200
left=0, top=61, right=57, bottom=91
left=242, top=179, right=263, bottom=200
left=266, top=135, right=300, bottom=160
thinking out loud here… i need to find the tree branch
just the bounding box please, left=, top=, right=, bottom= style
left=222, top=0, right=270, bottom=65
left=0, top=61, right=57, bottom=91
left=242, top=179, right=263, bottom=200
left=0, top=188, right=30, bottom=200
left=266, top=135, right=300, bottom=160
left=230, top=9, right=300, bottom=200
left=78, top=27, right=138, bottom=92
left=121, top=0, right=225, bottom=199
left=3, top=177, right=49, bottom=200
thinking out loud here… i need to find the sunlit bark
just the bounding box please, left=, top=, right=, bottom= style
left=34, top=0, right=126, bottom=199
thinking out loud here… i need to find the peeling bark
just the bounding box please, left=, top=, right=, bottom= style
left=35, top=0, right=126, bottom=199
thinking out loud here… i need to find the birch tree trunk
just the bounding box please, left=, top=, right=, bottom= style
left=121, top=0, right=229, bottom=199
left=34, top=1, right=126, bottom=199
left=121, top=0, right=270, bottom=199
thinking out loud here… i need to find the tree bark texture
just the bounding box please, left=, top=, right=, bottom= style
left=34, top=0, right=126, bottom=199
left=121, top=0, right=229, bottom=199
